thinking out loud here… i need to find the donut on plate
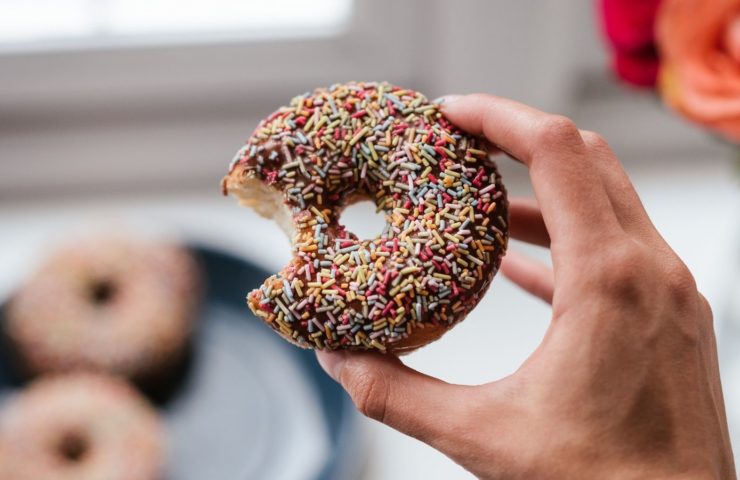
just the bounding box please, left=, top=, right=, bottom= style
left=0, top=373, right=163, bottom=480
left=5, top=236, right=200, bottom=382
left=223, top=82, right=508, bottom=353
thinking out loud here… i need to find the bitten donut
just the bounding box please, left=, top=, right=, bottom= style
left=0, top=373, right=163, bottom=480
left=223, top=82, right=508, bottom=352
left=5, top=236, right=200, bottom=382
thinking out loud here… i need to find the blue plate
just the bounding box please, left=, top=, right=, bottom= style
left=0, top=246, right=362, bottom=480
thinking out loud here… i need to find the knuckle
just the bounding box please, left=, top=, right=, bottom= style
left=597, top=241, right=650, bottom=302
left=602, top=242, right=646, bottom=282
left=535, top=115, right=582, bottom=150
left=580, top=130, right=611, bottom=153
left=343, top=359, right=390, bottom=422
left=596, top=242, right=700, bottom=311
left=696, top=292, right=715, bottom=331
left=661, top=260, right=697, bottom=304
left=698, top=292, right=713, bottom=317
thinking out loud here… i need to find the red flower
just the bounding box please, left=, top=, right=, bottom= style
left=599, top=0, right=662, bottom=87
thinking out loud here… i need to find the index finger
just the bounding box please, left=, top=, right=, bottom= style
left=442, top=94, right=621, bottom=249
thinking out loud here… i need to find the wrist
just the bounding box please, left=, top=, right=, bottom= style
left=577, top=455, right=726, bottom=480
left=538, top=444, right=727, bottom=480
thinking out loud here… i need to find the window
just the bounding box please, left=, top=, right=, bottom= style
left=0, top=0, right=421, bottom=197
left=0, top=0, right=353, bottom=51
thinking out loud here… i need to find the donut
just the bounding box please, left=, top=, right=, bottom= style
left=222, top=82, right=508, bottom=352
left=5, top=236, right=200, bottom=382
left=0, top=373, right=163, bottom=480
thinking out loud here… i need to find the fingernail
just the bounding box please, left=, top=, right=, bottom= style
left=316, top=350, right=347, bottom=381
left=432, top=95, right=462, bottom=105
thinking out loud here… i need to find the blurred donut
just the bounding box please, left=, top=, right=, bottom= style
left=5, top=235, right=200, bottom=382
left=0, top=373, right=164, bottom=480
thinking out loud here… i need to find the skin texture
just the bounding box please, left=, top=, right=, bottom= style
left=316, top=94, right=736, bottom=479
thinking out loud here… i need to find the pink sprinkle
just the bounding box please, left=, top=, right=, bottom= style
left=265, top=171, right=278, bottom=184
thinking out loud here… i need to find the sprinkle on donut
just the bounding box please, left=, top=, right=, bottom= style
left=223, top=81, right=508, bottom=352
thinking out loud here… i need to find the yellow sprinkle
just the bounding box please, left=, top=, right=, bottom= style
left=314, top=115, right=328, bottom=132
left=310, top=206, right=327, bottom=221
left=432, top=229, right=445, bottom=245
left=304, top=114, right=315, bottom=131
left=349, top=126, right=370, bottom=146
left=444, top=232, right=460, bottom=243
left=370, top=340, right=386, bottom=351
left=368, top=141, right=379, bottom=161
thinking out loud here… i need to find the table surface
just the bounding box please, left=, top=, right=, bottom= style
left=1, top=158, right=738, bottom=479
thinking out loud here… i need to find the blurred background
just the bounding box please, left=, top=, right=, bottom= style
left=0, top=0, right=738, bottom=478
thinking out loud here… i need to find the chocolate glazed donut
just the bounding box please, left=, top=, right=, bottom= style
left=223, top=82, right=508, bottom=353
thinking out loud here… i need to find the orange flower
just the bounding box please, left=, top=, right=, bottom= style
left=657, top=0, right=740, bottom=142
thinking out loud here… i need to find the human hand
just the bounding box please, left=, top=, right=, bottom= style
left=316, top=94, right=736, bottom=479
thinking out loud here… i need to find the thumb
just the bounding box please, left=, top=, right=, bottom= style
left=316, top=350, right=476, bottom=449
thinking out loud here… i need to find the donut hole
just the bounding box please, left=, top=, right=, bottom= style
left=340, top=199, right=387, bottom=241
left=57, top=432, right=89, bottom=463
left=89, top=279, right=117, bottom=305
